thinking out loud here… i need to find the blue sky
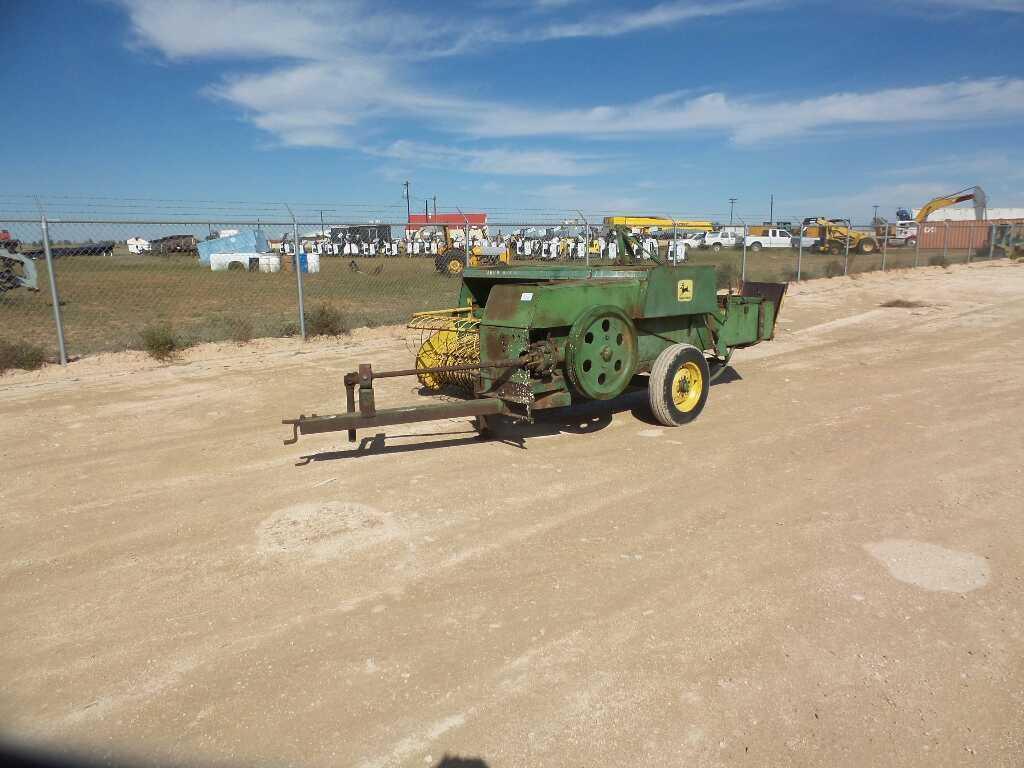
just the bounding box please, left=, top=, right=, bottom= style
left=4, top=0, right=1024, bottom=223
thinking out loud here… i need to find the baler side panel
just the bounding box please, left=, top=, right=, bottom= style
left=641, top=265, right=718, bottom=318
left=481, top=281, right=643, bottom=328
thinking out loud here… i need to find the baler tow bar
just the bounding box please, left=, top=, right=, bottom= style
left=282, top=358, right=528, bottom=445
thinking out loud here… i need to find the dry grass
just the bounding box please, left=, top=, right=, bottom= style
left=0, top=339, right=47, bottom=374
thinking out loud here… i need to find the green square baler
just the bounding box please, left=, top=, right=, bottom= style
left=283, top=260, right=785, bottom=444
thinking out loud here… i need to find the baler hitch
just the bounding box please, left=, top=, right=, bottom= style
left=283, top=358, right=525, bottom=445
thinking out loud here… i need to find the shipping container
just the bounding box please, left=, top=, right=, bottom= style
left=916, top=220, right=1024, bottom=251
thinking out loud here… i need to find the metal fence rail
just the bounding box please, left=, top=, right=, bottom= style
left=0, top=214, right=1008, bottom=367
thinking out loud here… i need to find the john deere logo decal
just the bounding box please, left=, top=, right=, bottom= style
left=677, top=279, right=694, bottom=302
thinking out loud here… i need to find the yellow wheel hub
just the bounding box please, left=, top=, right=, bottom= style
left=671, top=361, right=703, bottom=412
left=448, top=258, right=464, bottom=274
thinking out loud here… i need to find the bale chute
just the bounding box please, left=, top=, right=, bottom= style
left=408, top=307, right=480, bottom=391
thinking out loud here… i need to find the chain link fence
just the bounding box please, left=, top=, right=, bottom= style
left=1, top=213, right=1015, bottom=368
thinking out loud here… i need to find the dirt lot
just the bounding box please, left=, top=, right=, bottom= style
left=2, top=261, right=1023, bottom=767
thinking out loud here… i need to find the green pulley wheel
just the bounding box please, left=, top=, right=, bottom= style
left=566, top=306, right=638, bottom=400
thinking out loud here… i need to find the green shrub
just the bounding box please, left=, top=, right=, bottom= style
left=277, top=321, right=299, bottom=338
left=140, top=323, right=180, bottom=361
left=0, top=340, right=47, bottom=374
left=929, top=254, right=950, bottom=268
left=304, top=303, right=351, bottom=337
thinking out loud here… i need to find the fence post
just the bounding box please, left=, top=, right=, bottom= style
left=989, top=223, right=996, bottom=259
left=914, top=227, right=920, bottom=268
left=741, top=225, right=747, bottom=282
left=881, top=224, right=887, bottom=271
left=796, top=226, right=804, bottom=281
left=942, top=221, right=949, bottom=264
left=292, top=216, right=307, bottom=339
left=40, top=216, right=68, bottom=365
left=843, top=217, right=851, bottom=276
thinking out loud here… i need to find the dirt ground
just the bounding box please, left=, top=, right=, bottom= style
left=2, top=261, right=1023, bottom=767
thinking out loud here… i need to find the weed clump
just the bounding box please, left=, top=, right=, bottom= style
left=304, top=303, right=351, bottom=337
left=929, top=254, right=950, bottom=268
left=0, top=340, right=47, bottom=374
left=140, top=323, right=181, bottom=361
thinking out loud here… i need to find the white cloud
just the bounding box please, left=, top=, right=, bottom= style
left=460, top=78, right=1024, bottom=144
left=880, top=150, right=1023, bottom=179
left=912, top=0, right=1024, bottom=11
left=377, top=141, right=600, bottom=176
left=529, top=183, right=649, bottom=213
left=536, top=0, right=779, bottom=39
left=115, top=0, right=1024, bottom=176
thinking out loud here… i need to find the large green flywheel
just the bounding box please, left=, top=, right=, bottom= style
left=565, top=306, right=638, bottom=400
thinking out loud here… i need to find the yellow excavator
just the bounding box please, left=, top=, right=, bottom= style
left=876, top=186, right=988, bottom=246
left=424, top=225, right=514, bottom=277
left=909, top=186, right=986, bottom=223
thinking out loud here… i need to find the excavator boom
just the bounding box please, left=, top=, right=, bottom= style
left=915, top=186, right=987, bottom=223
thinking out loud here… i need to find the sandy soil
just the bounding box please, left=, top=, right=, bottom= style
left=2, top=261, right=1023, bottom=767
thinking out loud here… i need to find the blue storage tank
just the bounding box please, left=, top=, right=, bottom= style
left=197, top=230, right=270, bottom=265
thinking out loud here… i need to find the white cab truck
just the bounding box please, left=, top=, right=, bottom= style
left=744, top=228, right=794, bottom=252
left=702, top=230, right=741, bottom=252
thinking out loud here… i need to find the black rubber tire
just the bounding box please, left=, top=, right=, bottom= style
left=859, top=239, right=876, bottom=255
left=711, top=243, right=722, bottom=253
left=648, top=343, right=710, bottom=427
left=435, top=248, right=466, bottom=276
left=750, top=242, right=762, bottom=252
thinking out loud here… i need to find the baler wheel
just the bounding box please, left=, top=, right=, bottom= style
left=649, top=343, right=710, bottom=426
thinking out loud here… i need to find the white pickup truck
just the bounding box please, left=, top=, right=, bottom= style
left=744, top=228, right=795, bottom=251
left=702, top=230, right=741, bottom=252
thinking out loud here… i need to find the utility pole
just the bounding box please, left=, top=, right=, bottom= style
left=728, top=198, right=737, bottom=225
left=320, top=210, right=325, bottom=236
left=424, top=200, right=429, bottom=219
left=872, top=205, right=879, bottom=221
left=769, top=194, right=774, bottom=224
left=403, top=180, right=411, bottom=223
left=432, top=195, right=437, bottom=218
